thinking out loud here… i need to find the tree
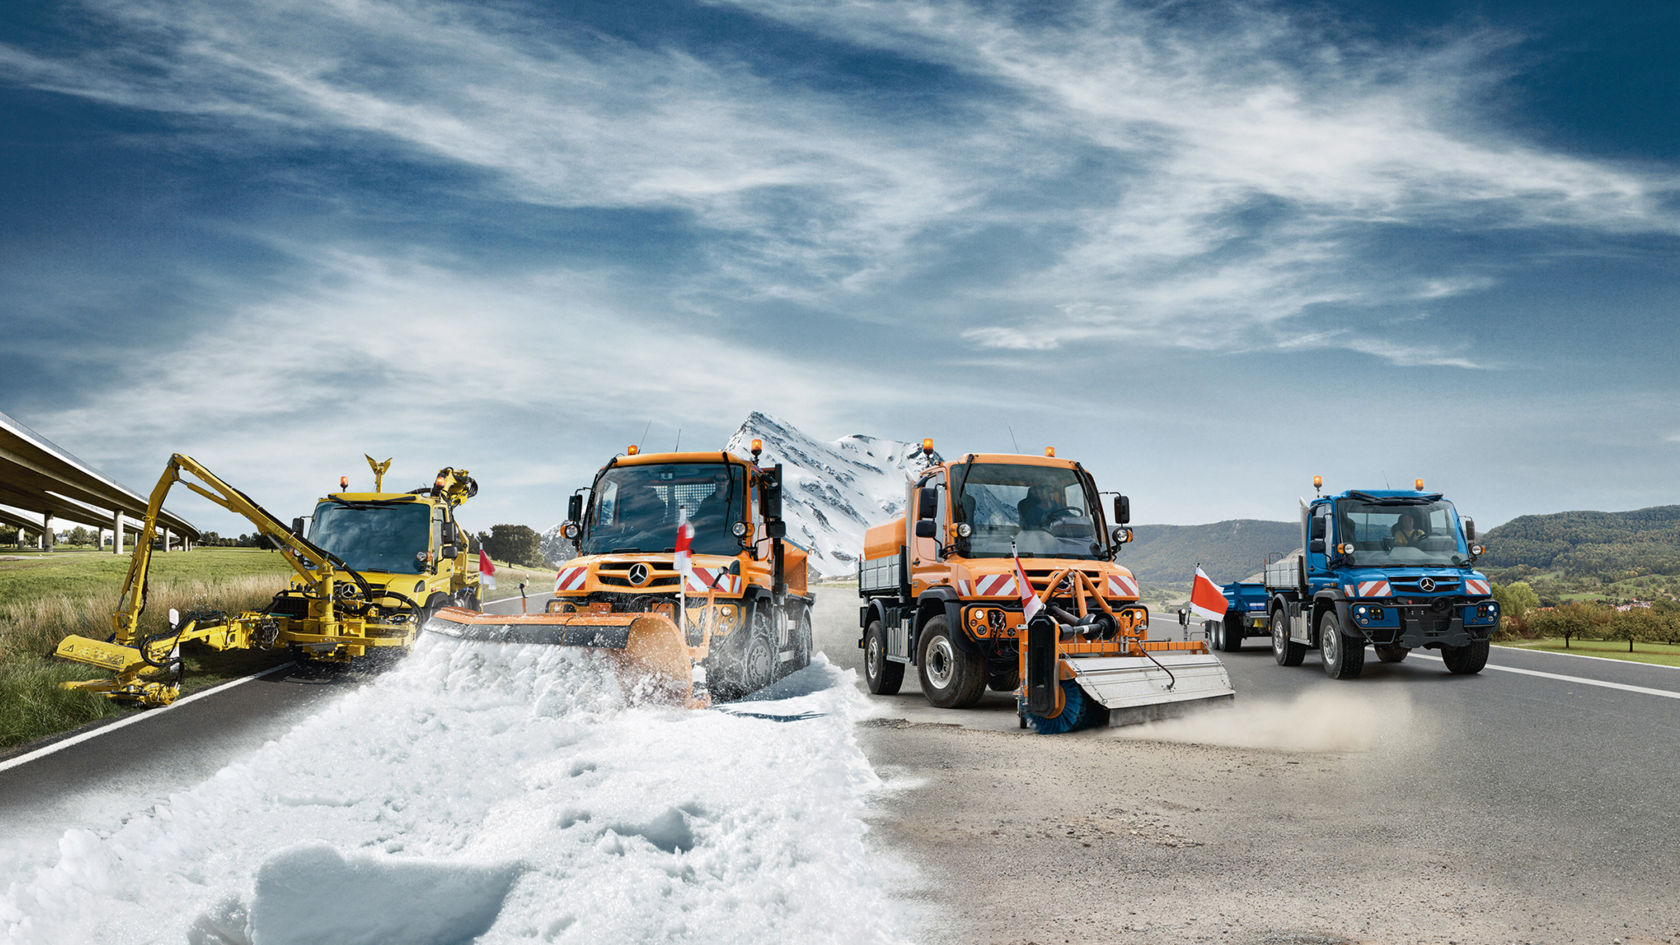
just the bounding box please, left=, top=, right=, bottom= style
left=1493, top=581, right=1540, bottom=621
left=66, top=526, right=96, bottom=547
left=476, top=524, right=546, bottom=569
left=1529, top=601, right=1608, bottom=649
left=0, top=525, right=18, bottom=546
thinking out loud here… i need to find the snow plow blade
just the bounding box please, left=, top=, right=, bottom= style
left=422, top=607, right=706, bottom=707
left=1071, top=651, right=1234, bottom=724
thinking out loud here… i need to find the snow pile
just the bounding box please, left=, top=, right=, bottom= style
left=1, top=641, right=909, bottom=945
left=542, top=412, right=939, bottom=578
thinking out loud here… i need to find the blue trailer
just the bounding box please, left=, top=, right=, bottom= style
left=1257, top=478, right=1500, bottom=678
left=1201, top=580, right=1271, bottom=652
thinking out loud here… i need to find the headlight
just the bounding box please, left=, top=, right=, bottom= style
left=956, top=522, right=972, bottom=538
left=732, top=522, right=748, bottom=537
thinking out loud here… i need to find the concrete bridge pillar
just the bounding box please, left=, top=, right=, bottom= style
left=162, top=527, right=172, bottom=552
left=113, top=511, right=125, bottom=554
left=42, top=512, right=53, bottom=551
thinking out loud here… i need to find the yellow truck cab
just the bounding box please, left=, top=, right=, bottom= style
left=548, top=444, right=813, bottom=700
left=271, top=464, right=481, bottom=657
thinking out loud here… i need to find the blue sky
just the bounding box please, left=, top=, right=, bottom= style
left=2, top=0, right=1676, bottom=539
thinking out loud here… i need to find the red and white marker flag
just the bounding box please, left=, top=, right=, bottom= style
left=1189, top=566, right=1227, bottom=623
left=673, top=510, right=695, bottom=582
left=1011, top=542, right=1043, bottom=622
left=478, top=549, right=498, bottom=591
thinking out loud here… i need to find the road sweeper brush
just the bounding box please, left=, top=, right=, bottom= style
left=856, top=442, right=1234, bottom=733
left=423, top=442, right=816, bottom=706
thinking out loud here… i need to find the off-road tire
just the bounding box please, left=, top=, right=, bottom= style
left=1272, top=609, right=1306, bottom=666
left=988, top=667, right=1021, bottom=693
left=456, top=587, right=481, bottom=611
left=1210, top=619, right=1226, bottom=651
left=1219, top=615, right=1244, bottom=652
left=864, top=620, right=904, bottom=694
left=1376, top=644, right=1410, bottom=663
left=1442, top=639, right=1490, bottom=675
left=1319, top=609, right=1364, bottom=679
left=739, top=604, right=777, bottom=695
left=917, top=615, right=987, bottom=708
left=790, top=604, right=813, bottom=672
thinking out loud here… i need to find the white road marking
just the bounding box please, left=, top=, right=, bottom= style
left=1410, top=653, right=1680, bottom=701
left=0, top=662, right=296, bottom=773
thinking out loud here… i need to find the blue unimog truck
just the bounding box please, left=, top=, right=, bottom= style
left=1237, top=477, right=1500, bottom=678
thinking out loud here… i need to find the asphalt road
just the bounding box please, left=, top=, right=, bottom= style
left=6, top=587, right=1678, bottom=944
left=819, top=594, right=1680, bottom=944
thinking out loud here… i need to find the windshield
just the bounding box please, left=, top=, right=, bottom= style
left=1336, top=498, right=1469, bottom=568
left=583, top=462, right=744, bottom=556
left=953, top=462, right=1103, bottom=559
left=309, top=500, right=431, bottom=574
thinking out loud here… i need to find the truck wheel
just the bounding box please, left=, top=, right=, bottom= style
left=1375, top=644, right=1410, bottom=663
left=456, top=587, right=480, bottom=611
left=740, top=605, right=777, bottom=695
left=917, top=616, right=986, bottom=708
left=1210, top=620, right=1226, bottom=651
left=1442, top=639, right=1489, bottom=675
left=1272, top=609, right=1306, bottom=667
left=791, top=605, right=813, bottom=672
left=988, top=667, right=1021, bottom=693
left=1319, top=610, right=1364, bottom=679
left=1221, top=615, right=1243, bottom=652
left=864, top=620, right=904, bottom=695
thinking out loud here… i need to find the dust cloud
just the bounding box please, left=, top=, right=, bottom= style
left=1113, top=688, right=1422, bottom=753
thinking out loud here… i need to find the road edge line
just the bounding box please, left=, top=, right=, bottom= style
left=0, top=662, right=296, bottom=774
left=1410, top=653, right=1680, bottom=700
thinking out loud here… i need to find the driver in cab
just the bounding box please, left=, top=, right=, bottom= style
left=1391, top=511, right=1427, bottom=547
left=1018, top=483, right=1068, bottom=531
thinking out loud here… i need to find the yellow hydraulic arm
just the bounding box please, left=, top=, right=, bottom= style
left=55, top=453, right=372, bottom=705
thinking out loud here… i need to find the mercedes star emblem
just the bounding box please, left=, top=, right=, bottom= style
left=629, top=563, right=650, bottom=586
left=1419, top=577, right=1436, bottom=592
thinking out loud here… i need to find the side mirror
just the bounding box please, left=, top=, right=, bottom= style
left=440, top=521, right=457, bottom=545
left=1113, top=495, right=1131, bottom=525
left=916, top=486, right=939, bottom=521
left=567, top=493, right=584, bottom=524
left=1309, top=538, right=1326, bottom=554
left=761, top=466, right=784, bottom=522
left=915, top=520, right=937, bottom=539
left=290, top=516, right=306, bottom=538
left=1309, top=516, right=1326, bottom=541
left=1462, top=517, right=1476, bottom=542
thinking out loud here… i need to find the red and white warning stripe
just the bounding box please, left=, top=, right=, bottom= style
left=956, top=577, right=972, bottom=596
left=554, top=565, right=588, bottom=593
left=974, top=573, right=1018, bottom=597
left=1107, top=574, right=1139, bottom=598
left=1355, top=580, right=1392, bottom=598
left=1465, top=578, right=1490, bottom=596
left=689, top=566, right=742, bottom=596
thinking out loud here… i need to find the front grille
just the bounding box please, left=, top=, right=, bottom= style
left=1020, top=568, right=1108, bottom=593
left=1390, top=577, right=1461, bottom=594
left=595, top=561, right=683, bottom=589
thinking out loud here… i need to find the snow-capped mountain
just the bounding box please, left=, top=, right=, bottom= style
left=540, top=412, right=940, bottom=578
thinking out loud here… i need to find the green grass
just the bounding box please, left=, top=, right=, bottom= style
left=0, top=547, right=293, bottom=605
left=1496, top=637, right=1680, bottom=668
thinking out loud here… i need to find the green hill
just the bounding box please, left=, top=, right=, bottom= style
left=1119, top=519, right=1298, bottom=585
left=1482, top=506, right=1680, bottom=578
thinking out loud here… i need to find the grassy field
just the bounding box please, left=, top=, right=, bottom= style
left=0, top=549, right=530, bottom=752
left=1496, top=637, right=1680, bottom=668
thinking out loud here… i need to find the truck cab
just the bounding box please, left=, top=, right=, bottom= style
left=1268, top=479, right=1499, bottom=677
left=547, top=446, right=814, bottom=699
left=275, top=466, right=481, bottom=655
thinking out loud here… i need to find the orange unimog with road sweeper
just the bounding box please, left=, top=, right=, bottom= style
left=427, top=441, right=813, bottom=706
left=857, top=442, right=1233, bottom=733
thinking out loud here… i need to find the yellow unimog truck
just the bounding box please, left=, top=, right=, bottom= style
left=856, top=443, right=1233, bottom=733
left=56, top=455, right=480, bottom=705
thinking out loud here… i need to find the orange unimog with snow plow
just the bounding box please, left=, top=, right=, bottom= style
left=430, top=441, right=813, bottom=705
left=857, top=442, right=1233, bottom=732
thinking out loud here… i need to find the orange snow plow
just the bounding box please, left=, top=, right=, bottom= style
left=423, top=606, right=712, bottom=707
